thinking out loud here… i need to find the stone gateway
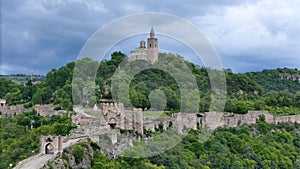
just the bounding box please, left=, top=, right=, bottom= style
left=40, top=136, right=63, bottom=155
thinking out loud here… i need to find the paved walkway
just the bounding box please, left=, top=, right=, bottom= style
left=14, top=137, right=87, bottom=169
left=14, top=154, right=54, bottom=169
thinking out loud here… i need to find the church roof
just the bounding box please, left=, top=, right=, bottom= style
left=150, top=27, right=155, bottom=37
left=151, top=27, right=154, bottom=33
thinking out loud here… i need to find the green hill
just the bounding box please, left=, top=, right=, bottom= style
left=245, top=68, right=300, bottom=93
left=0, top=52, right=299, bottom=115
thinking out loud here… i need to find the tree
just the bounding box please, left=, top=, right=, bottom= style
left=149, top=89, right=166, bottom=111
left=72, top=84, right=81, bottom=104
left=32, top=87, right=52, bottom=104
left=5, top=89, right=22, bottom=105
left=88, top=96, right=97, bottom=107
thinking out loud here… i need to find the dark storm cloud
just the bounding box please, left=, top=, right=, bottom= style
left=1, top=0, right=109, bottom=74
left=1, top=0, right=299, bottom=74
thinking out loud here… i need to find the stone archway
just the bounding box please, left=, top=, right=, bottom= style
left=45, top=143, right=54, bottom=154
left=40, top=136, right=62, bottom=155
left=108, top=117, right=117, bottom=129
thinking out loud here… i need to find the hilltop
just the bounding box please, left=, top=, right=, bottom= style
left=0, top=52, right=299, bottom=115
left=1, top=51, right=300, bottom=169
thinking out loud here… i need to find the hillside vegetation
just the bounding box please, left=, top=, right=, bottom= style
left=245, top=68, right=300, bottom=93
left=44, top=120, right=300, bottom=169
left=1, top=51, right=300, bottom=168
left=1, top=52, right=299, bottom=115
left=0, top=110, right=75, bottom=168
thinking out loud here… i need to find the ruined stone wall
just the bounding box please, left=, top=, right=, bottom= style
left=133, top=108, right=143, bottom=133
left=0, top=105, right=30, bottom=117
left=142, top=113, right=198, bottom=134
left=34, top=105, right=69, bottom=117
left=0, top=104, right=69, bottom=118
left=202, top=111, right=300, bottom=130
left=172, top=113, right=198, bottom=133
left=78, top=102, right=300, bottom=137
left=143, top=117, right=170, bottom=132
left=101, top=103, right=143, bottom=133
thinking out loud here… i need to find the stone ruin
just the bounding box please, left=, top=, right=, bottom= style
left=201, top=110, right=300, bottom=130
left=279, top=73, right=300, bottom=83
left=0, top=99, right=6, bottom=107
left=40, top=136, right=63, bottom=155
left=74, top=102, right=300, bottom=136
left=38, top=107, right=300, bottom=159
left=0, top=104, right=70, bottom=118
left=101, top=103, right=143, bottom=133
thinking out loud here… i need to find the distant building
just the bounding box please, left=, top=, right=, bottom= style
left=129, top=27, right=158, bottom=64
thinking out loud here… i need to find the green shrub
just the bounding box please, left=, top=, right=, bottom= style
left=72, top=145, right=84, bottom=163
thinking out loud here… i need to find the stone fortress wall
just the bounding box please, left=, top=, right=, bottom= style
left=74, top=102, right=300, bottom=136
left=279, top=73, right=300, bottom=83
left=102, top=102, right=143, bottom=133
left=203, top=111, right=300, bottom=130
left=2, top=101, right=300, bottom=133
left=100, top=104, right=300, bottom=132
left=0, top=104, right=70, bottom=118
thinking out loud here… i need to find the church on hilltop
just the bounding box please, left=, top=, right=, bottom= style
left=129, top=28, right=158, bottom=64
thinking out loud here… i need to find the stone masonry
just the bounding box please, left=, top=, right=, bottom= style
left=40, top=136, right=63, bottom=155
left=102, top=103, right=143, bottom=133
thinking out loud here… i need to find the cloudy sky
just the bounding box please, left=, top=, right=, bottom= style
left=1, top=0, right=300, bottom=75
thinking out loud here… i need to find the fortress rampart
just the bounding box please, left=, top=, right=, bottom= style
left=202, top=110, right=300, bottom=130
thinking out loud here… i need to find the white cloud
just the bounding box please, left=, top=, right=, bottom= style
left=122, top=4, right=145, bottom=13
left=189, top=0, right=300, bottom=71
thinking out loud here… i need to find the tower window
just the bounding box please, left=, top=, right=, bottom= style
left=150, top=44, right=152, bottom=47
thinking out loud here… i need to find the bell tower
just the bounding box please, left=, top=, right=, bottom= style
left=147, top=27, right=158, bottom=63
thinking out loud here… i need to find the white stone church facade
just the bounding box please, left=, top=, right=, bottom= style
left=129, top=28, right=158, bottom=64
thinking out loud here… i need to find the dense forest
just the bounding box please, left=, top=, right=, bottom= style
left=1, top=52, right=299, bottom=115
left=43, top=118, right=300, bottom=169
left=3, top=111, right=300, bottom=168
left=0, top=110, right=75, bottom=168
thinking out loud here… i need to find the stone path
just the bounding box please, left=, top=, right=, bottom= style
left=14, top=137, right=87, bottom=169
left=14, top=154, right=54, bottom=169
left=73, top=107, right=94, bottom=118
